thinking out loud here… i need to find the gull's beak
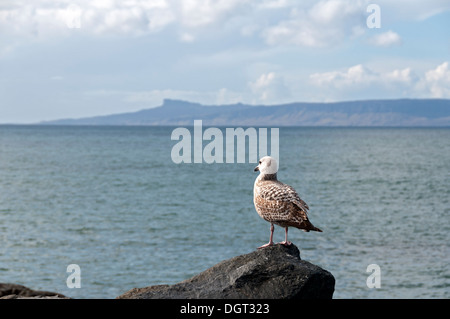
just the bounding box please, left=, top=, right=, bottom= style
left=254, top=165, right=259, bottom=172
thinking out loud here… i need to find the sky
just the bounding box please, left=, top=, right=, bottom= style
left=0, top=0, right=449, bottom=123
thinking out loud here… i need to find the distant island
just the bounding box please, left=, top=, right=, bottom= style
left=40, top=98, right=450, bottom=126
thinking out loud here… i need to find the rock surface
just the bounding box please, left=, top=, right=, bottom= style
left=0, top=283, right=69, bottom=299
left=117, top=244, right=335, bottom=299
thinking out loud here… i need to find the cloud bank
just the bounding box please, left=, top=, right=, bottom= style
left=1, top=0, right=448, bottom=42
left=310, top=62, right=450, bottom=99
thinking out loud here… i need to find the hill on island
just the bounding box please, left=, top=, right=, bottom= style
left=41, top=98, right=450, bottom=126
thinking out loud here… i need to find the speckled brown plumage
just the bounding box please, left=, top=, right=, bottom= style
left=254, top=174, right=320, bottom=231
left=253, top=156, right=322, bottom=248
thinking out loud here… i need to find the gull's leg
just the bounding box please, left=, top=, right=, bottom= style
left=258, top=224, right=274, bottom=249
left=278, top=227, right=292, bottom=246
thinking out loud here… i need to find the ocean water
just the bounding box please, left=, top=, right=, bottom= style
left=0, top=125, right=449, bottom=299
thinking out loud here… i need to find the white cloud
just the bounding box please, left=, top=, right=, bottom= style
left=310, top=64, right=417, bottom=89
left=1, top=0, right=448, bottom=46
left=178, top=0, right=246, bottom=28
left=262, top=0, right=369, bottom=47
left=179, top=32, right=195, bottom=43
left=84, top=0, right=176, bottom=35
left=256, top=0, right=294, bottom=9
left=421, top=62, right=450, bottom=98
left=309, top=0, right=360, bottom=24
left=385, top=68, right=413, bottom=85
left=248, top=72, right=290, bottom=103
left=263, top=18, right=321, bottom=47
left=0, top=0, right=175, bottom=37
left=310, top=64, right=377, bottom=88
left=0, top=0, right=252, bottom=40
left=368, top=30, right=402, bottom=47
left=249, top=72, right=276, bottom=101
left=310, top=62, right=450, bottom=99
left=250, top=72, right=276, bottom=90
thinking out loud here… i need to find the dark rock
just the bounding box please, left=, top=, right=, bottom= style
left=117, top=244, right=335, bottom=299
left=0, top=283, right=69, bottom=299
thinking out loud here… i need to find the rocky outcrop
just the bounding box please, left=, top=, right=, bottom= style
left=0, top=283, right=69, bottom=299
left=117, top=244, right=335, bottom=299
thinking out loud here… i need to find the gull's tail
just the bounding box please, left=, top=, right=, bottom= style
left=303, top=224, right=323, bottom=232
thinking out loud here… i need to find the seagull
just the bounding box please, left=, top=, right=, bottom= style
left=253, top=156, right=322, bottom=249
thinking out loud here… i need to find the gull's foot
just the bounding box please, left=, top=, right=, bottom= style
left=277, top=241, right=292, bottom=247
left=258, top=241, right=274, bottom=249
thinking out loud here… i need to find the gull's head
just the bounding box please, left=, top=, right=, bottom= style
left=254, top=156, right=278, bottom=175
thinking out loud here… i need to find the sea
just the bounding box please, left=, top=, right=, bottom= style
left=0, top=125, right=449, bottom=299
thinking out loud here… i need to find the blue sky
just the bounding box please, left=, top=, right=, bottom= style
left=1, top=0, right=449, bottom=123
